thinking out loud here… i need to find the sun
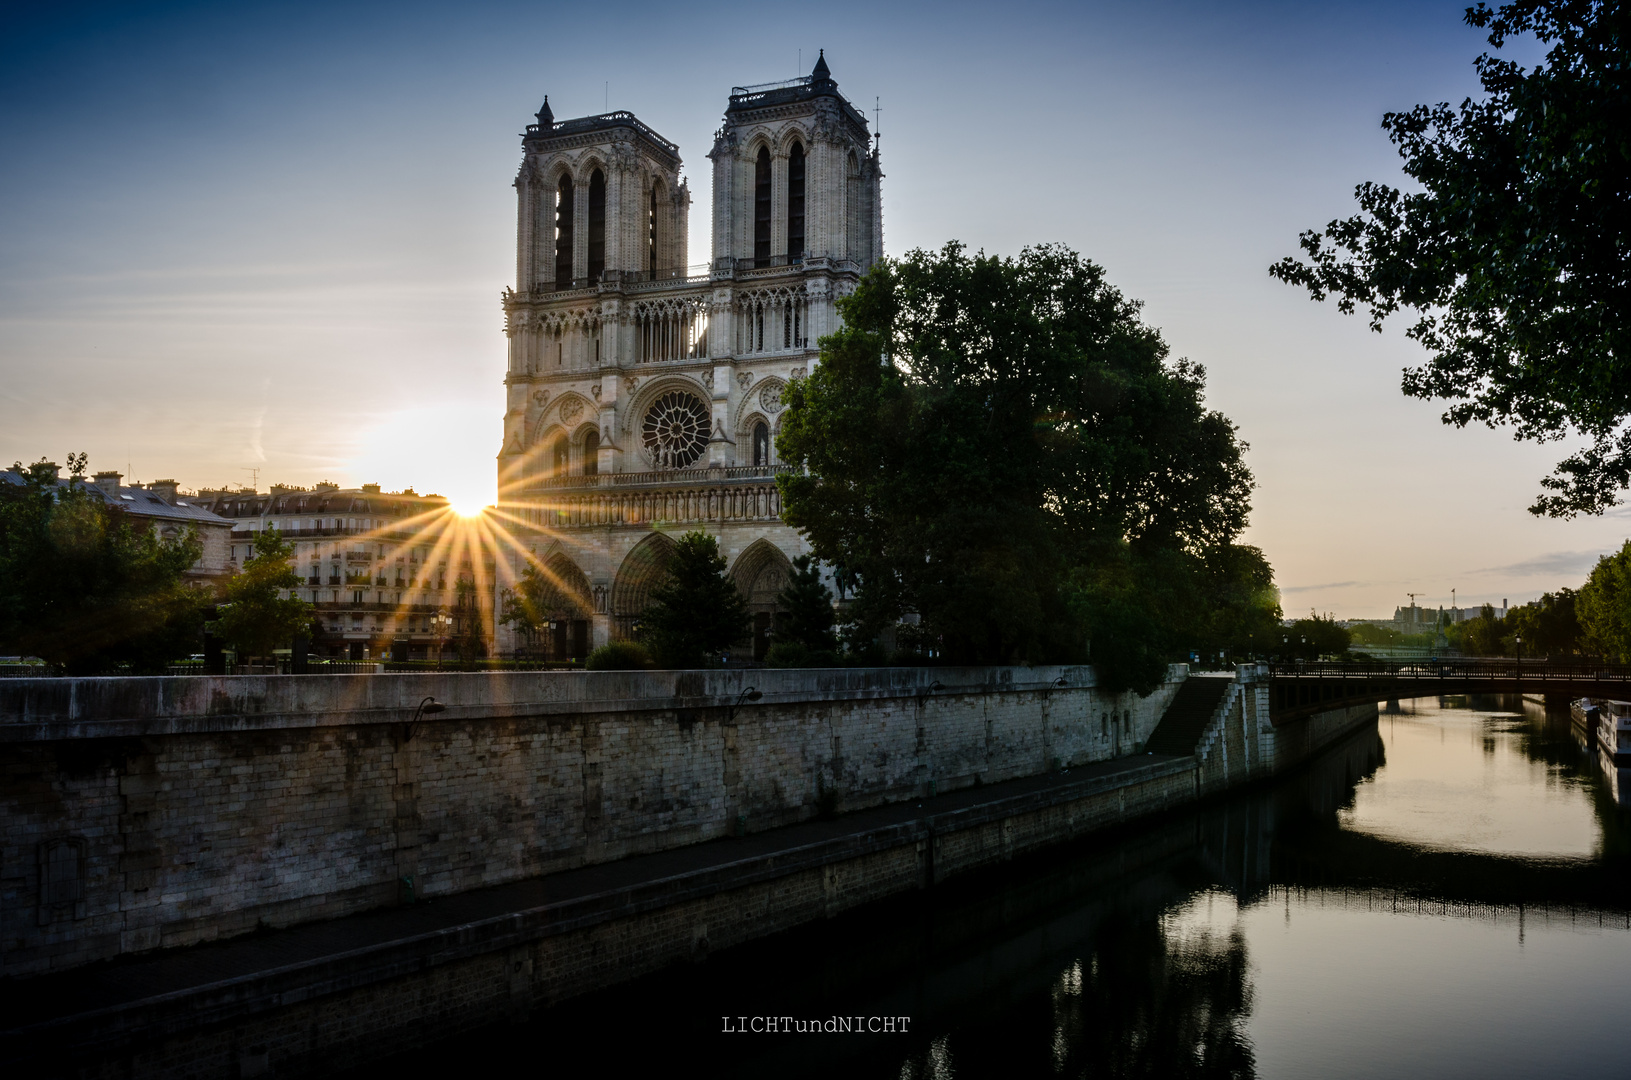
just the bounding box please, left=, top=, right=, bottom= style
left=448, top=498, right=488, bottom=519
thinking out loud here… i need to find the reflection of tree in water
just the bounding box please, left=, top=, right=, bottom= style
left=894, top=908, right=1256, bottom=1080
left=1055, top=913, right=1254, bottom=1079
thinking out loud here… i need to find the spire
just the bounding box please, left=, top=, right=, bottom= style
left=535, top=95, right=554, bottom=129
left=811, top=49, right=831, bottom=83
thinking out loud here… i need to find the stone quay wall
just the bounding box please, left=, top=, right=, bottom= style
left=0, top=665, right=1184, bottom=978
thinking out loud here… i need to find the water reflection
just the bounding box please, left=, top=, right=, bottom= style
left=362, top=697, right=1631, bottom=1080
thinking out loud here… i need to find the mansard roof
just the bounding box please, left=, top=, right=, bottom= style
left=522, top=108, right=680, bottom=166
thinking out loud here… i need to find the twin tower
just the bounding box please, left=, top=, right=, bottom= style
left=494, top=54, right=882, bottom=657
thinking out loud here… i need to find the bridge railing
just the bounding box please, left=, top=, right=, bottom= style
left=1268, top=659, right=1631, bottom=683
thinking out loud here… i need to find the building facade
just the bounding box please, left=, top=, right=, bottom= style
left=194, top=484, right=492, bottom=661
left=495, top=53, right=882, bottom=659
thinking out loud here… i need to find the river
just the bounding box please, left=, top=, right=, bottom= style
left=368, top=695, right=1631, bottom=1078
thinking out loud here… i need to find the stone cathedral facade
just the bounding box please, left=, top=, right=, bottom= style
left=495, top=54, right=883, bottom=659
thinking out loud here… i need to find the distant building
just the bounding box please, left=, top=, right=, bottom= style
left=192, top=483, right=491, bottom=661
left=1, top=467, right=234, bottom=590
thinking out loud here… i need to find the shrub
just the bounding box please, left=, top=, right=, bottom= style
left=765, top=641, right=841, bottom=668
left=585, top=640, right=653, bottom=670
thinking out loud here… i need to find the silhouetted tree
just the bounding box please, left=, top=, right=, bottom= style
left=778, top=243, right=1265, bottom=690
left=1272, top=1, right=1631, bottom=516
left=214, top=528, right=313, bottom=662
left=640, top=531, right=750, bottom=668
left=0, top=455, right=206, bottom=674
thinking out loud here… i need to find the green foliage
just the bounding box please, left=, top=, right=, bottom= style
left=1453, top=604, right=1509, bottom=656
left=1348, top=622, right=1405, bottom=647
left=0, top=457, right=206, bottom=674
left=1507, top=588, right=1581, bottom=655
left=499, top=562, right=591, bottom=637
left=773, top=555, right=839, bottom=655
left=777, top=243, right=1264, bottom=689
left=213, top=528, right=313, bottom=660
left=639, top=531, right=750, bottom=668
left=1579, top=543, right=1631, bottom=661
left=1271, top=1, right=1631, bottom=516
left=1279, top=612, right=1352, bottom=660
left=585, top=640, right=653, bottom=670
left=452, top=577, right=486, bottom=664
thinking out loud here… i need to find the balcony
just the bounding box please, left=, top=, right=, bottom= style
left=515, top=471, right=791, bottom=531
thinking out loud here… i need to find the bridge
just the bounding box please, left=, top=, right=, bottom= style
left=1264, top=659, right=1631, bottom=722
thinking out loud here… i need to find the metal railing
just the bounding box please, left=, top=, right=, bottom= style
left=1269, top=659, right=1631, bottom=682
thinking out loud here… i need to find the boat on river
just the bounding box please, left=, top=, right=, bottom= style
left=1572, top=698, right=1631, bottom=765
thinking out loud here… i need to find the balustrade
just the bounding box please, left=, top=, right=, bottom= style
left=521, top=480, right=785, bottom=529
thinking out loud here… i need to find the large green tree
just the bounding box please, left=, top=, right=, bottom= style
left=1578, top=541, right=1631, bottom=660
left=639, top=531, right=750, bottom=668
left=213, top=528, right=313, bottom=661
left=1508, top=587, right=1582, bottom=654
left=0, top=456, right=206, bottom=674
left=1272, top=1, right=1630, bottom=516
left=766, top=554, right=840, bottom=666
left=778, top=243, right=1270, bottom=690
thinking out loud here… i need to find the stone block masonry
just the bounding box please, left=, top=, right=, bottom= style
left=0, top=665, right=1184, bottom=977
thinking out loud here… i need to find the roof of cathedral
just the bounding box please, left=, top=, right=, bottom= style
left=523, top=108, right=680, bottom=162
left=726, top=52, right=868, bottom=134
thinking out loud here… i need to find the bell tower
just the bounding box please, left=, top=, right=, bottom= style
left=513, top=99, right=689, bottom=293
left=709, top=51, right=882, bottom=272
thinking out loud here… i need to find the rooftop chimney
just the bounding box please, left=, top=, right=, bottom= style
left=151, top=479, right=179, bottom=504
left=92, top=470, right=122, bottom=499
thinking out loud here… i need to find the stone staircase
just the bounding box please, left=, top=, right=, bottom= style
left=1144, top=676, right=1234, bottom=755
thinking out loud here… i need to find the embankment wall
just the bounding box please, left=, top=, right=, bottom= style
left=0, top=665, right=1182, bottom=977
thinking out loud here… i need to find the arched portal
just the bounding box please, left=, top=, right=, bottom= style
left=731, top=539, right=793, bottom=660
left=533, top=552, right=593, bottom=660
left=611, top=532, right=677, bottom=640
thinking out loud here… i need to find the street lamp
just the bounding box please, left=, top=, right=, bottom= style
left=403, top=695, right=445, bottom=742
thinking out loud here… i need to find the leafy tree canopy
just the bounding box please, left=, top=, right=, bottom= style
left=213, top=528, right=313, bottom=660
left=639, top=531, right=750, bottom=668
left=1508, top=587, right=1582, bottom=654
left=767, top=554, right=840, bottom=667
left=1579, top=541, right=1631, bottom=660
left=1272, top=1, right=1630, bottom=517
left=500, top=562, right=591, bottom=638
left=777, top=243, right=1274, bottom=691
left=0, top=456, right=205, bottom=674
left=1279, top=613, right=1353, bottom=661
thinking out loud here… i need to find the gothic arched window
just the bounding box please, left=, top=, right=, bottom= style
left=753, top=422, right=770, bottom=468
left=587, top=169, right=606, bottom=283
left=649, top=182, right=661, bottom=275
left=550, top=435, right=569, bottom=477
left=582, top=429, right=600, bottom=475
left=554, top=175, right=574, bottom=289
left=787, top=142, right=805, bottom=261
left=754, top=147, right=772, bottom=267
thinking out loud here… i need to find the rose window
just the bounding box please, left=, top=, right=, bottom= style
left=641, top=391, right=710, bottom=469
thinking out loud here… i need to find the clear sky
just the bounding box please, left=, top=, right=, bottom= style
left=1, top=0, right=1623, bottom=618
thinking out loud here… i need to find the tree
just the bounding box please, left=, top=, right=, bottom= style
left=778, top=243, right=1262, bottom=689
left=500, top=562, right=591, bottom=646
left=639, top=531, right=750, bottom=668
left=1271, top=1, right=1631, bottom=517
left=452, top=577, right=487, bottom=664
left=767, top=555, right=840, bottom=666
left=213, top=528, right=313, bottom=661
left=1279, top=612, right=1352, bottom=660
left=0, top=456, right=206, bottom=674
left=1454, top=603, right=1509, bottom=656
left=1507, top=587, right=1582, bottom=655
left=1578, top=542, right=1631, bottom=660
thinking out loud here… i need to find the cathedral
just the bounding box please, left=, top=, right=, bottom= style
left=494, top=53, right=883, bottom=659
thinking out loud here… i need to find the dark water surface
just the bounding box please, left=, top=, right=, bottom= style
left=369, top=697, right=1631, bottom=1079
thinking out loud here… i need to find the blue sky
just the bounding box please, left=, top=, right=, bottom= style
left=1, top=0, right=1621, bottom=616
